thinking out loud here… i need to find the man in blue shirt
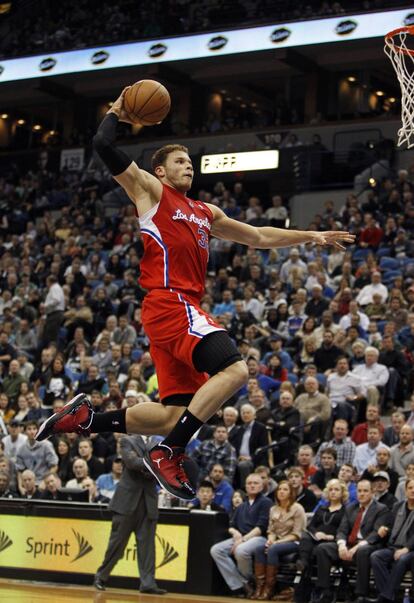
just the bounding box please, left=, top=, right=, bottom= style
left=210, top=473, right=272, bottom=598
left=96, top=457, right=123, bottom=500
left=208, top=463, right=234, bottom=513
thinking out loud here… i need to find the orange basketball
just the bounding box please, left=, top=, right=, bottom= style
left=123, top=80, right=171, bottom=126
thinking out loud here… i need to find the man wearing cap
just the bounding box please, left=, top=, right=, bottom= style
left=96, top=457, right=124, bottom=500
left=2, top=420, right=27, bottom=463
left=356, top=272, right=388, bottom=307
left=372, top=471, right=397, bottom=510
left=94, top=433, right=167, bottom=595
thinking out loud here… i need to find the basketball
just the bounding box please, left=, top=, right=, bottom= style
left=123, top=79, right=171, bottom=126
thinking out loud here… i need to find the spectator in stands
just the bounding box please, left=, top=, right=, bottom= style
left=248, top=389, right=272, bottom=425
left=354, top=426, right=388, bottom=475
left=18, top=469, right=41, bottom=499
left=0, top=331, right=17, bottom=371
left=337, top=463, right=358, bottom=503
left=191, top=424, right=237, bottom=483
left=371, top=479, right=414, bottom=603
left=389, top=424, right=414, bottom=478
left=210, top=473, right=272, bottom=598
left=309, top=448, right=338, bottom=499
left=286, top=466, right=317, bottom=512
left=231, top=404, right=268, bottom=486
left=296, top=445, right=318, bottom=487
left=16, top=421, right=58, bottom=487
left=339, top=300, right=370, bottom=333
left=76, top=363, right=106, bottom=395
left=379, top=335, right=409, bottom=404
left=65, top=457, right=89, bottom=488
left=313, top=311, right=340, bottom=346
left=351, top=347, right=389, bottom=408
left=304, top=284, right=329, bottom=320
left=359, top=213, right=384, bottom=250
left=92, top=337, right=113, bottom=374
left=42, top=275, right=65, bottom=346
left=14, top=318, right=38, bottom=358
left=112, top=314, right=137, bottom=346
left=372, top=471, right=397, bottom=510
left=254, top=465, right=277, bottom=501
left=190, top=480, right=225, bottom=512
left=294, top=376, right=331, bottom=444
left=352, top=404, right=385, bottom=445
left=314, top=330, right=343, bottom=375
left=40, top=472, right=61, bottom=500
left=96, top=456, right=123, bottom=500
left=208, top=463, right=234, bottom=513
left=327, top=356, right=365, bottom=423
left=0, top=471, right=17, bottom=498
left=1, top=359, right=27, bottom=405
left=271, top=390, right=301, bottom=464
left=251, top=480, right=306, bottom=601
left=2, top=419, right=27, bottom=462
left=383, top=411, right=406, bottom=447
left=222, top=406, right=240, bottom=446
left=280, top=248, right=307, bottom=283
left=242, top=357, right=280, bottom=397
left=315, top=419, right=356, bottom=468
left=395, top=463, right=414, bottom=501
left=56, top=436, right=72, bottom=485
left=295, top=479, right=347, bottom=603
left=360, top=446, right=399, bottom=495
left=356, top=271, right=388, bottom=306
left=77, top=438, right=104, bottom=480
left=39, top=353, right=72, bottom=407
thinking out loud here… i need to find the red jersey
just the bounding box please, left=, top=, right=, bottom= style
left=138, top=184, right=212, bottom=301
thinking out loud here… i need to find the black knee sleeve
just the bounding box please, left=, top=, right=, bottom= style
left=192, top=331, right=242, bottom=376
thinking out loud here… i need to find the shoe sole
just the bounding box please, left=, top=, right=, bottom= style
left=35, top=393, right=90, bottom=441
left=143, top=452, right=195, bottom=501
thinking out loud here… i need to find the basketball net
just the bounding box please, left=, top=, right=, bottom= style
left=385, top=26, right=414, bottom=148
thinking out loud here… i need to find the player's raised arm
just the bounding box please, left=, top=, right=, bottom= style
left=92, top=87, right=162, bottom=211
left=207, top=204, right=355, bottom=251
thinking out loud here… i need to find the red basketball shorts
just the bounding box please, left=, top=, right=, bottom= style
left=141, top=289, right=224, bottom=400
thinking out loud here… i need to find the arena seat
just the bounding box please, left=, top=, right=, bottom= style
left=379, top=257, right=400, bottom=271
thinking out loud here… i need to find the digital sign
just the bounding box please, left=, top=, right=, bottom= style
left=0, top=9, right=411, bottom=83
left=201, top=150, right=279, bottom=174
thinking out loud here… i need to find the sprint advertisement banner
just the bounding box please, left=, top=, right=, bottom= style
left=0, top=516, right=189, bottom=581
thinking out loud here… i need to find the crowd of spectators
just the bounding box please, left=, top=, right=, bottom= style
left=0, top=152, right=414, bottom=598
left=1, top=0, right=412, bottom=59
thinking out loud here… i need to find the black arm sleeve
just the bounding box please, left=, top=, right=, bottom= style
left=92, top=112, right=133, bottom=176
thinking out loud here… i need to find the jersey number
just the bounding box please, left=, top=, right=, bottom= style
left=198, top=228, right=209, bottom=251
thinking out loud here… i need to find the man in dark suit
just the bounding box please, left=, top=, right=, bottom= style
left=232, top=404, right=268, bottom=488
left=93, top=434, right=167, bottom=595
left=371, top=478, right=414, bottom=603
left=314, top=479, right=388, bottom=603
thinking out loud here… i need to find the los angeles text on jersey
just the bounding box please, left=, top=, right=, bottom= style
left=172, top=208, right=211, bottom=231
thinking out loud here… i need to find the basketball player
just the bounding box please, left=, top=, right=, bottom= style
left=36, top=87, right=355, bottom=499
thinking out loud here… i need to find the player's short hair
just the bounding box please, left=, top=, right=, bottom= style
left=151, top=144, right=189, bottom=171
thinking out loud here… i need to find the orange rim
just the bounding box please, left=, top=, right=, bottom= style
left=385, top=25, right=414, bottom=56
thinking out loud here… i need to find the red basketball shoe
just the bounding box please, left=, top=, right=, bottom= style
left=36, top=393, right=94, bottom=441
left=143, top=444, right=196, bottom=500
